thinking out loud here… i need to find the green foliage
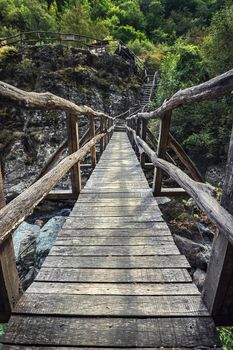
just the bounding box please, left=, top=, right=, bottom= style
left=0, top=324, right=7, bottom=341
left=0, top=0, right=57, bottom=36
left=219, top=327, right=233, bottom=350
left=202, top=2, right=233, bottom=75
left=156, top=40, right=207, bottom=105
left=61, top=0, right=109, bottom=38
left=0, top=45, right=18, bottom=60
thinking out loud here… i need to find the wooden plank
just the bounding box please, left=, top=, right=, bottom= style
left=36, top=268, right=191, bottom=283
left=68, top=212, right=163, bottom=220
left=14, top=294, right=209, bottom=316
left=3, top=316, right=221, bottom=347
left=81, top=188, right=152, bottom=194
left=42, top=255, right=190, bottom=269
left=49, top=245, right=180, bottom=256
left=62, top=219, right=166, bottom=230
left=77, top=192, right=153, bottom=199
left=55, top=237, right=174, bottom=245
left=28, top=282, right=199, bottom=295
left=67, top=113, right=81, bottom=197
left=58, top=227, right=172, bottom=237
left=160, top=188, right=187, bottom=196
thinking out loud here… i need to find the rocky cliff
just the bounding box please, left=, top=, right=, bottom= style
left=0, top=45, right=142, bottom=199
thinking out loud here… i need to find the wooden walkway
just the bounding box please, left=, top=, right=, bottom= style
left=1, top=131, right=221, bottom=349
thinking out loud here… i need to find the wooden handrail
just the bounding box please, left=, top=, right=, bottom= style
left=0, top=81, right=113, bottom=120
left=126, top=125, right=233, bottom=246
left=127, top=69, right=233, bottom=121
left=0, top=128, right=113, bottom=245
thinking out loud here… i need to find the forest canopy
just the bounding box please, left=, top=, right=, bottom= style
left=0, top=0, right=232, bottom=163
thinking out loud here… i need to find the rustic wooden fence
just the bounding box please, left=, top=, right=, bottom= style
left=0, top=82, right=114, bottom=322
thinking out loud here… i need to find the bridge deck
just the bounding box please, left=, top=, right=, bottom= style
left=1, top=132, right=221, bottom=349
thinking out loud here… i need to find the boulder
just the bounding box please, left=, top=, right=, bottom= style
left=13, top=221, right=40, bottom=261
left=173, top=234, right=211, bottom=270
left=36, top=216, right=66, bottom=268
left=193, top=268, right=206, bottom=291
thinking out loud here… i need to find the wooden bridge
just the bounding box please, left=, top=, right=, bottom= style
left=0, top=68, right=233, bottom=348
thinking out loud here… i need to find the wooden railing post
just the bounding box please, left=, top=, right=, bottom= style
left=89, top=116, right=96, bottom=167
left=140, top=119, right=147, bottom=166
left=0, top=167, right=21, bottom=322
left=103, top=117, right=107, bottom=149
left=203, top=126, right=233, bottom=324
left=67, top=113, right=81, bottom=198
left=153, top=111, right=172, bottom=196
left=100, top=117, right=104, bottom=155
left=0, top=236, right=21, bottom=322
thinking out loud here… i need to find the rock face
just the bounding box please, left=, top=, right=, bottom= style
left=0, top=45, right=141, bottom=199
left=13, top=216, right=66, bottom=290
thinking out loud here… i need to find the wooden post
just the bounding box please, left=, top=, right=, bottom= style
left=0, top=167, right=6, bottom=210
left=0, top=236, right=22, bottom=322
left=153, top=111, right=172, bottom=196
left=89, top=116, right=96, bottom=167
left=67, top=113, right=81, bottom=197
left=140, top=119, right=147, bottom=166
left=103, top=117, right=107, bottom=149
left=100, top=117, right=104, bottom=155
left=203, top=126, right=233, bottom=325
left=106, top=118, right=110, bottom=144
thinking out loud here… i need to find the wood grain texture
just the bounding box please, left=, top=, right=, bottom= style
left=36, top=268, right=191, bottom=283
left=49, top=245, right=180, bottom=256
left=54, top=237, right=174, bottom=245
left=27, top=282, right=199, bottom=295
left=14, top=294, right=209, bottom=317
left=42, top=255, right=190, bottom=269
left=3, top=316, right=221, bottom=347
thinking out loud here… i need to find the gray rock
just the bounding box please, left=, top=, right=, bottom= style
left=174, top=234, right=210, bottom=270
left=36, top=216, right=66, bottom=268
left=193, top=268, right=206, bottom=291
left=13, top=221, right=40, bottom=261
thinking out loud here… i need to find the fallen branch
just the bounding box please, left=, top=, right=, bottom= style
left=0, top=81, right=113, bottom=120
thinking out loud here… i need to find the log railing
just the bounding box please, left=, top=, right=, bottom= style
left=126, top=69, right=233, bottom=324
left=0, top=82, right=115, bottom=322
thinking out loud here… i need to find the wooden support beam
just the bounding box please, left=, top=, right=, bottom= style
left=89, top=116, right=96, bottom=167
left=203, top=126, right=233, bottom=325
left=140, top=119, right=147, bottom=166
left=0, top=236, right=21, bottom=322
left=0, top=167, right=6, bottom=210
left=103, top=117, right=107, bottom=149
left=67, top=113, right=81, bottom=198
left=145, top=126, right=176, bottom=166
left=169, top=133, right=204, bottom=183
left=152, top=111, right=172, bottom=196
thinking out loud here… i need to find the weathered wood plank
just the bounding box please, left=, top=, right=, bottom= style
left=62, top=220, right=165, bottom=230
left=36, top=268, right=191, bottom=282
left=58, top=226, right=172, bottom=237
left=3, top=316, right=221, bottom=347
left=68, top=212, right=163, bottom=220
left=49, top=245, right=180, bottom=256
left=54, top=237, right=174, bottom=245
left=42, top=255, right=190, bottom=268
left=70, top=207, right=161, bottom=217
left=14, top=293, right=209, bottom=316
left=28, top=282, right=199, bottom=295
